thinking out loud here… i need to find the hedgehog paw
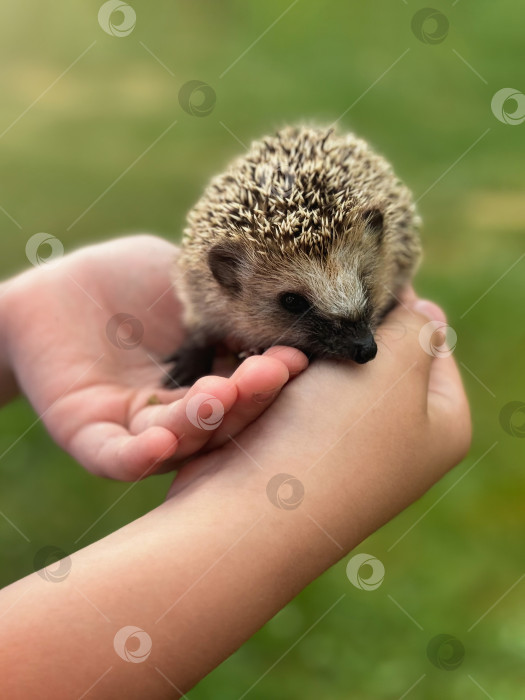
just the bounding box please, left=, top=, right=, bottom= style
left=163, top=343, right=215, bottom=388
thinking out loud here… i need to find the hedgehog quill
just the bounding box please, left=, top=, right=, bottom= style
left=166, top=126, right=421, bottom=387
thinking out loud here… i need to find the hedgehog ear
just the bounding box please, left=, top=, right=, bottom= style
left=208, top=242, right=244, bottom=295
left=362, top=208, right=384, bottom=239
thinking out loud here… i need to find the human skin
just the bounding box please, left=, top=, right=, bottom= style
left=0, top=235, right=309, bottom=480
left=0, top=242, right=471, bottom=697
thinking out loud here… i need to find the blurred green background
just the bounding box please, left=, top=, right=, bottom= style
left=1, top=1, right=524, bottom=697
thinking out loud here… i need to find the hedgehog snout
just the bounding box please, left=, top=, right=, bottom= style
left=325, top=333, right=377, bottom=364
left=311, top=319, right=377, bottom=364
left=351, top=335, right=378, bottom=364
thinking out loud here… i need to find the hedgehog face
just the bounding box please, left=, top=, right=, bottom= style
left=206, top=210, right=392, bottom=363
left=275, top=291, right=378, bottom=363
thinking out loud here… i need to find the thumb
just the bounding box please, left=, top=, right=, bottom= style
left=412, top=299, right=472, bottom=461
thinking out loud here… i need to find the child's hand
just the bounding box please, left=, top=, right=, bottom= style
left=127, top=345, right=307, bottom=472
left=1, top=235, right=308, bottom=480
left=167, top=290, right=471, bottom=513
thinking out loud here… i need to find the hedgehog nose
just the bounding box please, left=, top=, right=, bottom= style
left=352, top=335, right=377, bottom=364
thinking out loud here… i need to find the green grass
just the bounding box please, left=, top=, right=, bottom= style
left=1, top=1, right=524, bottom=697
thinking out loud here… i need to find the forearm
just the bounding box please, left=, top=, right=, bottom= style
left=0, top=361, right=458, bottom=699
left=0, top=280, right=20, bottom=405
left=0, top=451, right=348, bottom=698
left=0, top=298, right=470, bottom=698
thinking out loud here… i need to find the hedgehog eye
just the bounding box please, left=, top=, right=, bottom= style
left=279, top=292, right=311, bottom=315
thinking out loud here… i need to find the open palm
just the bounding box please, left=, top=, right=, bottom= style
left=3, top=235, right=307, bottom=480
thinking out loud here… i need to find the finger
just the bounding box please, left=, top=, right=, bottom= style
left=374, top=297, right=450, bottom=409
left=381, top=298, right=467, bottom=438
left=262, top=346, right=309, bottom=377
left=412, top=298, right=448, bottom=326
left=128, top=386, right=189, bottom=416
left=427, top=354, right=472, bottom=463
left=129, top=349, right=307, bottom=440
left=428, top=353, right=465, bottom=407
left=210, top=346, right=308, bottom=379
left=398, top=285, right=417, bottom=306
left=129, top=376, right=238, bottom=459
left=382, top=293, right=448, bottom=328
left=375, top=303, right=434, bottom=376
left=204, top=353, right=297, bottom=450
left=68, top=423, right=178, bottom=481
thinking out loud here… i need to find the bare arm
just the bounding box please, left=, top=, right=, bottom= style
left=0, top=299, right=471, bottom=699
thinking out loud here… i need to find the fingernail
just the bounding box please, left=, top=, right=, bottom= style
left=252, top=387, right=280, bottom=403
left=413, top=299, right=447, bottom=324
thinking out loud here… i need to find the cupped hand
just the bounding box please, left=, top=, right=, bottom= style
left=167, top=290, right=471, bottom=519
left=2, top=235, right=308, bottom=480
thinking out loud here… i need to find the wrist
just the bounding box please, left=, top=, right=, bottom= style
left=173, top=360, right=457, bottom=558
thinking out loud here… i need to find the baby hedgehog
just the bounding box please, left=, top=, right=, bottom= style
left=166, top=125, right=421, bottom=387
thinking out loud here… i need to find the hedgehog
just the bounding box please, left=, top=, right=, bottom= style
left=165, top=125, right=421, bottom=387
